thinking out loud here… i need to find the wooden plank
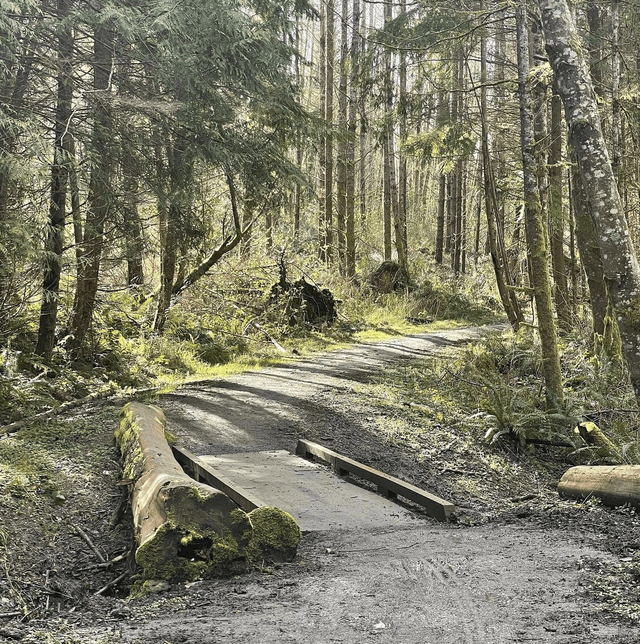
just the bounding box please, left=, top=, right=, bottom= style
left=296, top=439, right=455, bottom=521
left=172, top=445, right=265, bottom=512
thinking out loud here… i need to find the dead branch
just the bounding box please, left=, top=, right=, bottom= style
left=72, top=524, right=106, bottom=563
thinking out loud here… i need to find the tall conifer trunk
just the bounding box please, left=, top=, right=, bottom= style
left=345, top=0, right=360, bottom=277
left=69, top=25, right=114, bottom=358
left=325, top=0, right=335, bottom=263
left=318, top=2, right=327, bottom=262
left=336, top=0, right=348, bottom=272
left=516, top=2, right=563, bottom=409
left=36, top=0, right=74, bottom=360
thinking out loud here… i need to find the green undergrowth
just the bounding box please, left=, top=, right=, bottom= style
left=0, top=262, right=500, bottom=425
left=0, top=410, right=118, bottom=504
left=356, top=328, right=639, bottom=510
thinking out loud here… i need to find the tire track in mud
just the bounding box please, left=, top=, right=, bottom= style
left=397, top=556, right=493, bottom=642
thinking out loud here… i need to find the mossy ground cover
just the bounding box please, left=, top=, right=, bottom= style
left=0, top=403, right=133, bottom=621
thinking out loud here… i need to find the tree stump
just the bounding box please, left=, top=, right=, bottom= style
left=558, top=465, right=640, bottom=508
left=370, top=260, right=410, bottom=294
left=115, top=403, right=301, bottom=590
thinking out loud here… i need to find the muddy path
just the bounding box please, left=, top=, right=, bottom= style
left=109, top=324, right=637, bottom=644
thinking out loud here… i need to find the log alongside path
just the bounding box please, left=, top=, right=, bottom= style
left=115, top=402, right=301, bottom=589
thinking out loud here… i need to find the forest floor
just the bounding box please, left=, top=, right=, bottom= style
left=1, top=324, right=639, bottom=643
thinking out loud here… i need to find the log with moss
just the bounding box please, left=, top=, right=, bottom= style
left=558, top=465, right=640, bottom=508
left=115, top=402, right=301, bottom=589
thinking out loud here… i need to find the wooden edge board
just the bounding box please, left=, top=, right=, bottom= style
left=172, top=445, right=265, bottom=512
left=296, top=439, right=455, bottom=522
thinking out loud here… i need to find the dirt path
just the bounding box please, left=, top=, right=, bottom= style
left=111, top=324, right=636, bottom=644
left=160, top=325, right=504, bottom=456
left=12, top=324, right=636, bottom=644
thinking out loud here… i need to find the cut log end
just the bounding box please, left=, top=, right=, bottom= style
left=246, top=506, right=302, bottom=564
left=558, top=465, right=640, bottom=508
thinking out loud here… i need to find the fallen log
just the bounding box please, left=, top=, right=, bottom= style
left=115, top=403, right=301, bottom=590
left=557, top=465, right=640, bottom=508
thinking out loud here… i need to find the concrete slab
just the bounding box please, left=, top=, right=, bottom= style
left=199, top=450, right=419, bottom=532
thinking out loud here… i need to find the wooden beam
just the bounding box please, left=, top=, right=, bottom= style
left=296, top=439, right=455, bottom=521
left=172, top=445, right=265, bottom=512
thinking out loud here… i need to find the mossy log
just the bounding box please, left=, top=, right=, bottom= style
left=115, top=403, right=301, bottom=586
left=558, top=465, right=640, bottom=508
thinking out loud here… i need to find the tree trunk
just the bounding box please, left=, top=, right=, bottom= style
left=382, top=0, right=394, bottom=263
left=383, top=134, right=393, bottom=261
left=537, top=0, right=640, bottom=402
left=611, top=0, right=621, bottom=181
left=336, top=0, right=348, bottom=273
left=516, top=2, right=563, bottom=410
left=549, top=84, right=571, bottom=329
left=396, top=0, right=408, bottom=275
left=345, top=0, right=359, bottom=278
left=318, top=2, right=327, bottom=261
left=154, top=199, right=178, bottom=333
left=478, top=5, right=522, bottom=330
left=293, top=15, right=302, bottom=238
left=570, top=156, right=621, bottom=354
left=124, top=184, right=145, bottom=291
left=36, top=0, right=74, bottom=361
left=435, top=174, right=446, bottom=264
left=325, top=0, right=335, bottom=264
left=69, top=26, right=114, bottom=358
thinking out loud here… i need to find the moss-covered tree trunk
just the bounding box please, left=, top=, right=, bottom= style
left=570, top=155, right=621, bottom=354
left=516, top=2, right=564, bottom=410
left=537, top=0, right=640, bottom=404
left=549, top=87, right=572, bottom=330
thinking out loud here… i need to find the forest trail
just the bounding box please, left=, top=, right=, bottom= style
left=160, top=324, right=505, bottom=457
left=114, top=324, right=638, bottom=644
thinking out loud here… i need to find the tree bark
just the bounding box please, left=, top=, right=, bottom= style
left=336, top=0, right=348, bottom=273
left=36, top=0, right=74, bottom=360
left=434, top=89, right=448, bottom=265
left=477, top=7, right=522, bottom=330
left=318, top=1, right=327, bottom=261
left=69, top=25, right=114, bottom=358
left=549, top=84, right=571, bottom=329
left=345, top=0, right=359, bottom=278
left=516, top=2, right=564, bottom=410
left=396, top=0, right=408, bottom=275
left=537, top=0, right=640, bottom=403
left=558, top=465, right=640, bottom=508
left=325, top=0, right=335, bottom=264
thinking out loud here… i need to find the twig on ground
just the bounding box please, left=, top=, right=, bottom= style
left=44, top=571, right=50, bottom=611
left=72, top=524, right=106, bottom=563
left=77, top=552, right=128, bottom=572
left=94, top=572, right=128, bottom=597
